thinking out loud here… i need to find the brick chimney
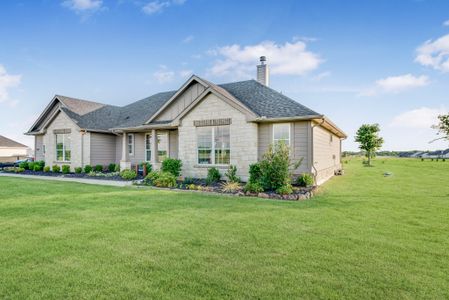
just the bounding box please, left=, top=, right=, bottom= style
left=257, top=56, right=269, bottom=86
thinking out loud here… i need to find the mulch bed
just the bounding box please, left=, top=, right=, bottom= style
left=1, top=170, right=143, bottom=182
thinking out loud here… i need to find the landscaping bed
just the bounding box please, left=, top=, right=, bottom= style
left=1, top=168, right=143, bottom=181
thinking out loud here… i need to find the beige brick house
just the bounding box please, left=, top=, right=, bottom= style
left=26, top=57, right=346, bottom=184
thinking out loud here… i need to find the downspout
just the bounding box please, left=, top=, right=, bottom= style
left=311, top=118, right=325, bottom=185
left=80, top=130, right=87, bottom=167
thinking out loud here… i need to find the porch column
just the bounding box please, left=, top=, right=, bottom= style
left=120, top=132, right=131, bottom=170
left=151, top=129, right=158, bottom=165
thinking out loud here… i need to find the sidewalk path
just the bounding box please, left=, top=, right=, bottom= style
left=0, top=173, right=133, bottom=187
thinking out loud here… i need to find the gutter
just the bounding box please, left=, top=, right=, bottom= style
left=251, top=114, right=324, bottom=123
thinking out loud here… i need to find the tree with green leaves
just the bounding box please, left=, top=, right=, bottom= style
left=355, top=124, right=384, bottom=166
left=432, top=114, right=449, bottom=143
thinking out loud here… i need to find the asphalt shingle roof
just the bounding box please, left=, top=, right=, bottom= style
left=45, top=78, right=322, bottom=132
left=0, top=135, right=29, bottom=148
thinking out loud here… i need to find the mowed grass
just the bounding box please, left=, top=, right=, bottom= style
left=0, top=159, right=448, bottom=299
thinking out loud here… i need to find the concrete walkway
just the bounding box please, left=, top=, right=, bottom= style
left=0, top=173, right=133, bottom=187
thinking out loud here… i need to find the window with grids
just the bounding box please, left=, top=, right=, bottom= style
left=127, top=134, right=134, bottom=155
left=197, top=125, right=230, bottom=165
left=145, top=133, right=151, bottom=161
left=55, top=133, right=71, bottom=162
left=273, top=123, right=290, bottom=146
left=157, top=132, right=168, bottom=162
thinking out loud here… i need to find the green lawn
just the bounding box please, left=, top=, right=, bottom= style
left=1, top=159, right=448, bottom=299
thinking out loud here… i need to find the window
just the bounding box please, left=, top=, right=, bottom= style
left=128, top=134, right=134, bottom=155
left=55, top=134, right=71, bottom=162
left=197, top=125, right=230, bottom=165
left=145, top=133, right=152, bottom=161
left=273, top=123, right=290, bottom=146
left=157, top=132, right=168, bottom=162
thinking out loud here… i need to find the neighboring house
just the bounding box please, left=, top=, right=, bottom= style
left=26, top=57, right=347, bottom=184
left=443, top=149, right=449, bottom=158
left=0, top=135, right=31, bottom=163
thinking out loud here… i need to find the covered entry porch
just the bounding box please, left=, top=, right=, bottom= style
left=116, top=124, right=179, bottom=171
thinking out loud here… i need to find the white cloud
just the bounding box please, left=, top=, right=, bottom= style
left=390, top=107, right=447, bottom=129
left=443, top=20, right=449, bottom=26
left=62, top=0, right=103, bottom=12
left=179, top=69, right=193, bottom=77
left=152, top=65, right=175, bottom=83
left=0, top=65, right=21, bottom=104
left=359, top=74, right=429, bottom=96
left=376, top=74, right=429, bottom=92
left=207, top=40, right=323, bottom=79
left=142, top=0, right=185, bottom=15
left=415, top=34, right=449, bottom=72
left=182, top=35, right=194, bottom=43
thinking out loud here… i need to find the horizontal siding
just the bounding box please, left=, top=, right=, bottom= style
left=313, top=125, right=341, bottom=184
left=90, top=133, right=117, bottom=166
left=292, top=121, right=310, bottom=174
left=129, top=133, right=145, bottom=164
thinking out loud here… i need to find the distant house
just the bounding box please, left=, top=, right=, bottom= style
left=0, top=135, right=31, bottom=163
left=25, top=57, right=347, bottom=184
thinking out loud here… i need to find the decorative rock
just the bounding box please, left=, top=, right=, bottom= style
left=237, top=191, right=245, bottom=197
left=297, top=194, right=307, bottom=201
left=258, top=192, right=270, bottom=199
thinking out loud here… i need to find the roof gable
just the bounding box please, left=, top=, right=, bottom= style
left=0, top=135, right=29, bottom=148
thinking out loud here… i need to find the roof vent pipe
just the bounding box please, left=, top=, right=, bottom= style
left=257, top=56, right=269, bottom=86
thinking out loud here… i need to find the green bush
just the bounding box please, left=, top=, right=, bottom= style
left=28, top=162, right=35, bottom=171
left=161, top=158, right=182, bottom=177
left=153, top=171, right=177, bottom=188
left=84, top=165, right=93, bottom=173
left=141, top=162, right=152, bottom=173
left=75, top=167, right=83, bottom=174
left=94, top=165, right=103, bottom=172
left=43, top=166, right=51, bottom=173
left=248, top=163, right=262, bottom=184
left=183, top=177, right=195, bottom=185
left=145, top=171, right=160, bottom=184
left=225, top=165, right=240, bottom=183
left=16, top=167, right=25, bottom=173
left=62, top=165, right=70, bottom=174
left=296, top=173, right=314, bottom=187
left=114, top=164, right=120, bottom=172
left=259, top=142, right=292, bottom=191
left=276, top=183, right=293, bottom=195
left=33, top=164, right=43, bottom=172
left=18, top=161, right=29, bottom=170
left=108, top=163, right=116, bottom=172
left=206, top=167, right=221, bottom=185
left=36, top=160, right=45, bottom=169
left=120, top=169, right=137, bottom=180
left=244, top=182, right=264, bottom=193
left=52, top=165, right=61, bottom=173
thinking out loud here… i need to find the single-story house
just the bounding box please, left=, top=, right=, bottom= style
left=25, top=57, right=347, bottom=184
left=0, top=135, right=31, bottom=163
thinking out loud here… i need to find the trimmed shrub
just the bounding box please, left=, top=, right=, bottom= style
left=244, top=182, right=264, bottom=193
left=28, top=162, right=36, bottom=171
left=43, top=166, right=51, bottom=173
left=33, top=164, right=43, bottom=172
left=259, top=143, right=291, bottom=191
left=62, top=165, right=70, bottom=174
left=225, top=165, right=240, bottom=183
left=183, top=177, right=195, bottom=185
left=153, top=171, right=176, bottom=188
left=145, top=171, right=160, bottom=184
left=52, top=165, right=61, bottom=173
left=248, top=163, right=262, bottom=184
left=206, top=167, right=221, bottom=185
left=75, top=167, right=83, bottom=174
left=114, top=164, right=120, bottom=172
left=108, top=163, right=116, bottom=173
left=36, top=160, right=45, bottom=169
left=161, top=158, right=182, bottom=177
left=94, top=165, right=103, bottom=172
left=276, top=183, right=293, bottom=195
left=120, top=169, right=137, bottom=180
left=296, top=173, right=314, bottom=187
left=18, top=161, right=29, bottom=170
left=84, top=165, right=93, bottom=173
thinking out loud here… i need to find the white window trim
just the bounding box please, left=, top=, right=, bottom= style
left=55, top=133, right=71, bottom=162
left=145, top=133, right=152, bottom=162
left=196, top=126, right=231, bottom=166
left=272, top=123, right=291, bottom=145
left=128, top=133, right=134, bottom=156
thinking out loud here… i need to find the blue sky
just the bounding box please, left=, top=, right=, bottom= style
left=1, top=0, right=448, bottom=151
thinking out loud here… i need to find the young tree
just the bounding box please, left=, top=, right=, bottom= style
left=432, top=114, right=449, bottom=143
left=355, top=124, right=384, bottom=166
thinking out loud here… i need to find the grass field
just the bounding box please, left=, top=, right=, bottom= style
left=1, top=158, right=448, bottom=299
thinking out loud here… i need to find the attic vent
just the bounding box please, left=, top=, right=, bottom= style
left=194, top=118, right=231, bottom=127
